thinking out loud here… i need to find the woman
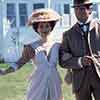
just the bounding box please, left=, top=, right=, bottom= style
left=0, top=9, right=63, bottom=100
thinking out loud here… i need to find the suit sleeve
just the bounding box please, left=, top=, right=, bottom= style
left=59, top=32, right=83, bottom=69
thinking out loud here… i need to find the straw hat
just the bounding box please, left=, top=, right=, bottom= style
left=28, top=8, right=60, bottom=25
left=72, top=0, right=93, bottom=7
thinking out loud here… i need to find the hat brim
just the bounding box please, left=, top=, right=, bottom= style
left=72, top=3, right=93, bottom=7
left=27, top=9, right=60, bottom=26
left=28, top=18, right=60, bottom=26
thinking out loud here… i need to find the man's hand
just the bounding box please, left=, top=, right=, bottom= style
left=81, top=56, right=93, bottom=67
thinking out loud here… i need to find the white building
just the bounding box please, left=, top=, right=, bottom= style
left=0, top=0, right=100, bottom=62
left=0, top=0, right=72, bottom=33
left=0, top=0, right=72, bottom=62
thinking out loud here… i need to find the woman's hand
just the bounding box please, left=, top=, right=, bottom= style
left=0, top=67, right=15, bottom=76
left=0, top=69, right=6, bottom=75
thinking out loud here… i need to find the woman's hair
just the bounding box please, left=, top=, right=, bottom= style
left=32, top=21, right=56, bottom=33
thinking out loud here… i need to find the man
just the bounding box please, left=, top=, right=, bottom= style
left=59, top=0, right=100, bottom=100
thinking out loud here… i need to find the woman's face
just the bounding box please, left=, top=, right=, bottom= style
left=37, top=22, right=52, bottom=36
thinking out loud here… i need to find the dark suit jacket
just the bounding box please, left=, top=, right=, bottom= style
left=59, top=19, right=100, bottom=92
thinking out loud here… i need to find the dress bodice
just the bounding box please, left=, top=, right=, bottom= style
left=30, top=41, right=60, bottom=69
left=27, top=41, right=62, bottom=100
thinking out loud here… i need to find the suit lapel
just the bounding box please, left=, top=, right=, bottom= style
left=89, top=19, right=96, bottom=32
left=75, top=23, right=84, bottom=36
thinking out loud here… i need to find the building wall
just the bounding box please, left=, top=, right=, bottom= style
left=0, top=2, right=3, bottom=55
left=52, top=0, right=72, bottom=27
left=98, top=4, right=100, bottom=18
left=0, top=0, right=72, bottom=35
left=0, top=0, right=100, bottom=62
left=0, top=0, right=72, bottom=62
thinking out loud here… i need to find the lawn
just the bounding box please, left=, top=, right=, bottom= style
left=0, top=63, right=75, bottom=100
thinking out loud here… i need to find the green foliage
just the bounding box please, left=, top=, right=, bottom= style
left=0, top=64, right=75, bottom=100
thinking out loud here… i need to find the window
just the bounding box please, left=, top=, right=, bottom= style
left=64, top=4, right=70, bottom=14
left=33, top=3, right=45, bottom=10
left=92, top=4, right=98, bottom=18
left=93, top=4, right=97, bottom=11
left=7, top=3, right=16, bottom=27
left=19, top=3, right=27, bottom=26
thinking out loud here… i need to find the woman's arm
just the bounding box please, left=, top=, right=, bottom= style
left=16, top=45, right=35, bottom=69
left=0, top=45, right=35, bottom=75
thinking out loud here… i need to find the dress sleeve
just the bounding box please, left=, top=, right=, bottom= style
left=9, top=44, right=35, bottom=70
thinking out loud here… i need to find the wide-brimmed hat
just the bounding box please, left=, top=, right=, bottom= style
left=28, top=8, right=60, bottom=25
left=72, top=0, right=93, bottom=7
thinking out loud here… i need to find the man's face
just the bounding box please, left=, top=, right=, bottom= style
left=74, top=5, right=92, bottom=23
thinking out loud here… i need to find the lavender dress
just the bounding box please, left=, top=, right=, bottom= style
left=26, top=42, right=62, bottom=100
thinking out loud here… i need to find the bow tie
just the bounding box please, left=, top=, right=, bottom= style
left=79, top=23, right=90, bottom=34
left=79, top=23, right=89, bottom=27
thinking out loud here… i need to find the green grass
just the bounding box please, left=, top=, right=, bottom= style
left=0, top=64, right=75, bottom=100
